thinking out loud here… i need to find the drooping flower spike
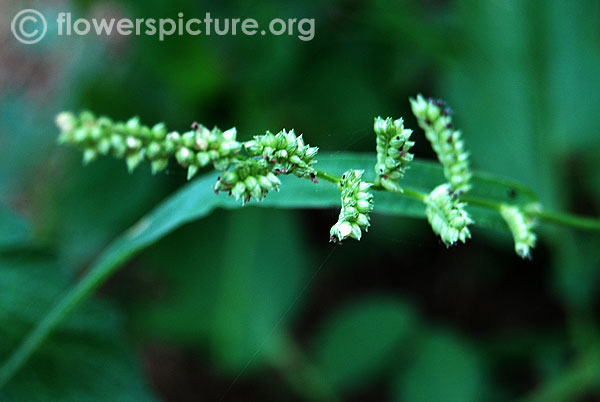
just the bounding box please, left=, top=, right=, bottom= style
left=330, top=170, right=374, bottom=243
left=500, top=204, right=537, bottom=259
left=425, top=183, right=473, bottom=247
left=410, top=95, right=472, bottom=193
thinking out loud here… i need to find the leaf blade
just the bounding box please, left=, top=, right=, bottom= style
left=0, top=152, right=536, bottom=386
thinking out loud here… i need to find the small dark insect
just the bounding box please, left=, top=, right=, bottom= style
left=508, top=188, right=517, bottom=199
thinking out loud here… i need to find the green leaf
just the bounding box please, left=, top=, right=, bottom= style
left=310, top=296, right=416, bottom=391
left=0, top=152, right=536, bottom=386
left=395, top=333, right=485, bottom=402
left=132, top=209, right=310, bottom=371
left=43, top=158, right=168, bottom=269
left=0, top=253, right=158, bottom=402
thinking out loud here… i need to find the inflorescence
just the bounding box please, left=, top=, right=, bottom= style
left=425, top=184, right=473, bottom=246
left=329, top=170, right=374, bottom=243
left=500, top=204, right=537, bottom=259
left=410, top=94, right=471, bottom=194
left=56, top=95, right=537, bottom=259
left=373, top=117, right=414, bottom=192
left=56, top=111, right=319, bottom=206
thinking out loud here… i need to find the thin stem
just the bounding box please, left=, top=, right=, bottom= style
left=315, top=169, right=340, bottom=184
left=530, top=208, right=600, bottom=232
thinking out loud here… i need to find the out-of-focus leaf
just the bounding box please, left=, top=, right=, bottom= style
left=0, top=253, right=158, bottom=402
left=42, top=158, right=167, bottom=269
left=544, top=0, right=600, bottom=151
left=395, top=333, right=484, bottom=402
left=310, top=296, right=416, bottom=391
left=133, top=209, right=310, bottom=371
left=0, top=207, right=30, bottom=249
left=441, top=0, right=557, bottom=204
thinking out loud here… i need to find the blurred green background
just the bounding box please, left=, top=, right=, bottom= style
left=1, top=0, right=600, bottom=401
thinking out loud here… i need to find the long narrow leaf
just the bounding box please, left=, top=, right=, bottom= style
left=0, top=152, right=536, bottom=387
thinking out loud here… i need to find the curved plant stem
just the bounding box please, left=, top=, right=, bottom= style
left=1, top=166, right=599, bottom=390
left=530, top=208, right=600, bottom=232
left=315, top=170, right=340, bottom=184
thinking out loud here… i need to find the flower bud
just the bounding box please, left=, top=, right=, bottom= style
left=244, top=176, right=258, bottom=191
left=258, top=176, right=274, bottom=190
left=330, top=221, right=353, bottom=243
left=176, top=147, right=193, bottom=165
left=146, top=142, right=162, bottom=159
left=82, top=149, right=97, bottom=165
left=231, top=182, right=246, bottom=199
left=196, top=152, right=210, bottom=166
left=126, top=152, right=144, bottom=172
left=152, top=123, right=167, bottom=140
left=151, top=159, right=168, bottom=174
left=187, top=165, right=199, bottom=180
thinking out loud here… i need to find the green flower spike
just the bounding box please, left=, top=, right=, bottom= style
left=373, top=116, right=414, bottom=192
left=410, top=94, right=472, bottom=193
left=214, top=158, right=281, bottom=205
left=244, top=129, right=319, bottom=181
left=500, top=204, right=537, bottom=259
left=57, top=111, right=169, bottom=173
left=56, top=111, right=243, bottom=179
left=425, top=183, right=473, bottom=246
left=330, top=169, right=374, bottom=243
